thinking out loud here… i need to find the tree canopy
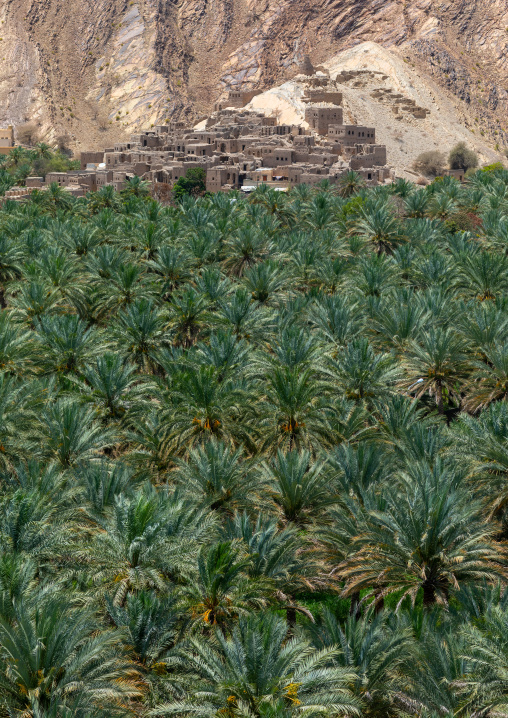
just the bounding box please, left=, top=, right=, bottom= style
left=0, top=169, right=507, bottom=716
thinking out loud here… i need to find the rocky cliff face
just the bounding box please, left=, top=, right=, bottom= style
left=1, top=0, right=507, bottom=153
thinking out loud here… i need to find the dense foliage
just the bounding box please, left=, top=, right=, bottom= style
left=0, top=144, right=80, bottom=196
left=1, top=170, right=508, bottom=717
left=173, top=167, right=207, bottom=200
left=449, top=143, right=479, bottom=173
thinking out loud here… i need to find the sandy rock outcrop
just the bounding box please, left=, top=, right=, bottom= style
left=245, top=42, right=503, bottom=178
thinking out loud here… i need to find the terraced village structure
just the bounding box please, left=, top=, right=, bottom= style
left=4, top=69, right=396, bottom=201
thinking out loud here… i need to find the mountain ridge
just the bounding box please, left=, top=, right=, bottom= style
left=1, top=0, right=507, bottom=162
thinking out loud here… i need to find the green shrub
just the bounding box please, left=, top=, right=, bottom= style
left=173, top=167, right=206, bottom=200
left=448, top=141, right=479, bottom=171
left=412, top=150, right=446, bottom=177
left=481, top=162, right=504, bottom=173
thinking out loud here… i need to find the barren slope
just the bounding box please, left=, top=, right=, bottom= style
left=0, top=0, right=507, bottom=161
left=244, top=42, right=503, bottom=178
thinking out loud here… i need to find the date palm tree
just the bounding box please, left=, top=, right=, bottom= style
left=288, top=242, right=325, bottom=291
left=355, top=203, right=402, bottom=254
left=96, top=262, right=150, bottom=315
left=244, top=260, right=289, bottom=304
left=405, top=619, right=471, bottom=717
left=453, top=402, right=508, bottom=536
left=193, top=329, right=250, bottom=382
left=152, top=613, right=361, bottom=717
left=219, top=287, right=274, bottom=341
left=107, top=590, right=180, bottom=670
left=180, top=540, right=267, bottom=632
left=261, top=326, right=321, bottom=372
left=0, top=596, right=142, bottom=716
left=371, top=292, right=428, bottom=351
left=327, top=441, right=394, bottom=498
left=340, top=470, right=506, bottom=606
left=35, top=313, right=106, bottom=376
left=428, top=192, right=456, bottom=221
left=464, top=341, right=508, bottom=412
left=34, top=141, right=54, bottom=160
left=162, top=365, right=257, bottom=452
left=308, top=608, right=414, bottom=717
left=37, top=399, right=116, bottom=469
left=122, top=175, right=151, bottom=198
left=409, top=250, right=452, bottom=291
left=258, top=366, right=333, bottom=453
left=75, top=460, right=141, bottom=519
left=114, top=298, right=168, bottom=371
left=225, top=226, right=268, bottom=276
left=309, top=294, right=362, bottom=348
left=486, top=213, right=508, bottom=252
left=169, top=286, right=212, bottom=347
left=43, top=182, right=74, bottom=214
left=404, top=189, right=431, bottom=218
left=462, top=605, right=508, bottom=715
left=75, top=352, right=152, bottom=420
left=148, top=246, right=192, bottom=299
left=195, top=265, right=233, bottom=307
left=64, top=223, right=102, bottom=257
left=9, top=280, right=61, bottom=326
left=401, top=328, right=470, bottom=413
left=173, top=440, right=259, bottom=514
left=88, top=185, right=122, bottom=213
left=0, top=312, right=34, bottom=374
left=220, top=512, right=323, bottom=627
left=82, top=490, right=199, bottom=604
left=338, top=170, right=365, bottom=198
left=459, top=300, right=508, bottom=356
left=355, top=253, right=398, bottom=299
left=0, top=235, right=22, bottom=308
left=263, top=449, right=331, bottom=526
left=126, top=411, right=175, bottom=479
left=0, top=483, right=69, bottom=557
left=129, top=220, right=166, bottom=260
left=35, top=245, right=84, bottom=305
left=304, top=192, right=336, bottom=231
left=327, top=338, right=401, bottom=405
left=454, top=248, right=508, bottom=300
left=0, top=373, right=39, bottom=470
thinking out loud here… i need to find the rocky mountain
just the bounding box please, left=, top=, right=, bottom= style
left=240, top=42, right=503, bottom=178
left=1, top=0, right=507, bottom=161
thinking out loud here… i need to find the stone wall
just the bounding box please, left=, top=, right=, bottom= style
left=80, top=151, right=104, bottom=170
left=350, top=145, right=387, bottom=169
left=0, top=125, right=14, bottom=154
left=328, top=125, right=375, bottom=145
left=305, top=107, right=343, bottom=135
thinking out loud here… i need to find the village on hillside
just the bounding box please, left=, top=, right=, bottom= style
left=1, top=61, right=399, bottom=201
left=1, top=58, right=471, bottom=203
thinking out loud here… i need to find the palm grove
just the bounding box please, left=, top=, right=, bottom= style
left=0, top=168, right=508, bottom=718
left=0, top=143, right=79, bottom=196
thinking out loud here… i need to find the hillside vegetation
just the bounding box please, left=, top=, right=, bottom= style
left=1, top=172, right=508, bottom=716
left=0, top=143, right=79, bottom=196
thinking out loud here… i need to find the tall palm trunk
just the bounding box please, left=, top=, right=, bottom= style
left=422, top=581, right=436, bottom=606
left=286, top=605, right=297, bottom=629
left=349, top=591, right=361, bottom=620
left=374, top=592, right=384, bottom=614
left=436, top=379, right=444, bottom=414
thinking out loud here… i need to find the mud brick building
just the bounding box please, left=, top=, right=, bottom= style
left=6, top=71, right=394, bottom=200
left=0, top=126, right=14, bottom=156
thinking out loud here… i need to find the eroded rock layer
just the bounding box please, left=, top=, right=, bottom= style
left=1, top=0, right=507, bottom=152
